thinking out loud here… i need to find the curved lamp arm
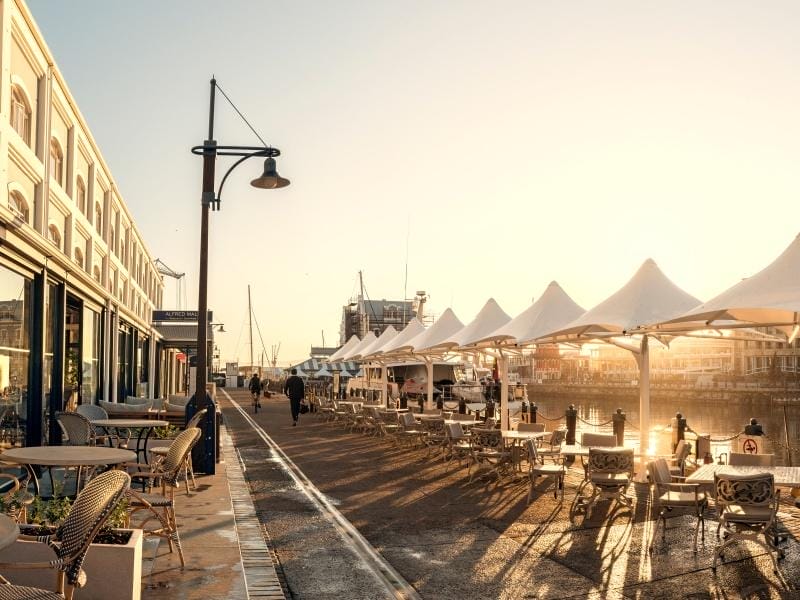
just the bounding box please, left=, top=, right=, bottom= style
left=190, top=144, right=282, bottom=210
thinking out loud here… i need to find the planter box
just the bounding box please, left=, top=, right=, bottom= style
left=0, top=528, right=142, bottom=600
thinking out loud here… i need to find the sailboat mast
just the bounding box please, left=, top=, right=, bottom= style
left=248, top=285, right=254, bottom=375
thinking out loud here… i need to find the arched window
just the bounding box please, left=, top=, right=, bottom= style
left=8, top=191, right=30, bottom=224
left=74, top=247, right=84, bottom=269
left=10, top=85, right=31, bottom=145
left=93, top=264, right=101, bottom=283
left=49, top=139, right=64, bottom=187
left=48, top=224, right=62, bottom=250
left=76, top=177, right=86, bottom=214
left=110, top=224, right=116, bottom=253
left=94, top=202, right=102, bottom=235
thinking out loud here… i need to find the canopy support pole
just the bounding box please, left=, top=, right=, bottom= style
left=499, top=352, right=509, bottom=431
left=425, top=358, right=434, bottom=410
left=636, top=335, right=650, bottom=481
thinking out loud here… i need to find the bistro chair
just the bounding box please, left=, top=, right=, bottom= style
left=149, top=409, right=207, bottom=493
left=537, top=428, right=567, bottom=464
left=668, top=440, right=691, bottom=476
left=468, top=428, right=510, bottom=482
left=444, top=422, right=471, bottom=469
left=729, top=452, right=776, bottom=467
left=420, top=418, right=447, bottom=458
left=581, top=447, right=634, bottom=520
left=376, top=411, right=401, bottom=439
left=712, top=472, right=782, bottom=572
left=0, top=469, right=130, bottom=600
left=578, top=432, right=617, bottom=489
left=126, top=427, right=201, bottom=569
left=647, top=458, right=707, bottom=553
left=526, top=439, right=566, bottom=503
left=56, top=412, right=93, bottom=447
left=395, top=412, right=425, bottom=448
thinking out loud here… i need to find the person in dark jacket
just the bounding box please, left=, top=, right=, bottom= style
left=283, top=368, right=305, bottom=426
left=248, top=373, right=262, bottom=408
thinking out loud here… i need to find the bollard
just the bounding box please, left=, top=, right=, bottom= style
left=521, top=399, right=528, bottom=423
left=612, top=408, right=626, bottom=446
left=458, top=397, right=466, bottom=414
left=530, top=402, right=538, bottom=424
left=743, top=418, right=764, bottom=436
left=485, top=398, right=495, bottom=419
left=186, top=392, right=217, bottom=475
left=436, top=395, right=443, bottom=410
left=565, top=404, right=577, bottom=445
left=671, top=412, right=687, bottom=452
left=696, top=434, right=712, bottom=464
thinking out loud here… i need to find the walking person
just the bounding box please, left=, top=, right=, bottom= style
left=283, top=368, right=305, bottom=426
left=248, top=372, right=262, bottom=412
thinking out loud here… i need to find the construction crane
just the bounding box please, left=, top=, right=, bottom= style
left=154, top=258, right=186, bottom=309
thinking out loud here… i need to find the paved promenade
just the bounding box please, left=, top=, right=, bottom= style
left=218, top=388, right=799, bottom=600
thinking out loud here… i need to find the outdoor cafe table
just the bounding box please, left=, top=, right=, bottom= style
left=0, top=514, right=18, bottom=551
left=502, top=430, right=549, bottom=474
left=686, top=464, right=800, bottom=488
left=0, top=446, right=136, bottom=496
left=90, top=419, right=169, bottom=465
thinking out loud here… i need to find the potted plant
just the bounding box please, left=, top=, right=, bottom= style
left=0, top=486, right=143, bottom=600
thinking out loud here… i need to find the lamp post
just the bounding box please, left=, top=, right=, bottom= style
left=191, top=78, right=289, bottom=407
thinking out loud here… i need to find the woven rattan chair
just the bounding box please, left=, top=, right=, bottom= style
left=526, top=439, right=566, bottom=503
left=647, top=458, right=707, bottom=553
left=581, top=447, right=634, bottom=520
left=56, top=413, right=93, bottom=447
left=713, top=471, right=782, bottom=572
left=0, top=469, right=130, bottom=600
left=668, top=440, right=691, bottom=476
left=127, top=427, right=201, bottom=568
left=149, top=409, right=207, bottom=493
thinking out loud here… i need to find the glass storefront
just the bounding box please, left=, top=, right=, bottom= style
left=0, top=267, right=31, bottom=449
left=81, top=306, right=101, bottom=404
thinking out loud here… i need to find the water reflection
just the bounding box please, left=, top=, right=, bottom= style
left=532, top=394, right=799, bottom=465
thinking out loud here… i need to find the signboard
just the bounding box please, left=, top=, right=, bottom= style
left=176, top=352, right=186, bottom=363
left=153, top=310, right=213, bottom=322
left=742, top=438, right=758, bottom=454
left=225, top=362, right=239, bottom=377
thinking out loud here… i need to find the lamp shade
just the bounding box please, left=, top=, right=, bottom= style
left=251, top=157, right=290, bottom=189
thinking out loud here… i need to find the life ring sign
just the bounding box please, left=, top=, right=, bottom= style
left=742, top=438, right=759, bottom=454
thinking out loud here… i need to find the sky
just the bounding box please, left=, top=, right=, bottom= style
left=26, top=1, right=800, bottom=367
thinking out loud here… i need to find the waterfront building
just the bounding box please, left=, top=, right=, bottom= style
left=0, top=0, right=168, bottom=446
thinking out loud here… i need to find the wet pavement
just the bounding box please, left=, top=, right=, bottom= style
left=219, top=388, right=800, bottom=600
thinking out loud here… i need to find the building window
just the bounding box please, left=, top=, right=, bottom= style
left=73, top=247, right=84, bottom=269
left=49, top=139, right=64, bottom=187
left=10, top=85, right=32, bottom=145
left=76, top=178, right=86, bottom=214
left=110, top=224, right=116, bottom=254
left=94, top=203, right=102, bottom=235
left=384, top=304, right=400, bottom=320
left=47, top=224, right=62, bottom=251
left=8, top=191, right=30, bottom=224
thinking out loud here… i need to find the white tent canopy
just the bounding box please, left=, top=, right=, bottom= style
left=656, top=233, right=800, bottom=338
left=537, top=259, right=701, bottom=472
left=406, top=308, right=465, bottom=354
left=328, top=335, right=360, bottom=363
left=474, top=281, right=586, bottom=347
left=448, top=298, right=512, bottom=350
left=342, top=331, right=377, bottom=361
left=540, top=259, right=700, bottom=342
left=314, top=365, right=332, bottom=378
left=359, top=326, right=399, bottom=360
left=379, top=318, right=426, bottom=357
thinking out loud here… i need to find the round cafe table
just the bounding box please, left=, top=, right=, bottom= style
left=0, top=513, right=18, bottom=550
left=1, top=446, right=136, bottom=496
left=90, top=419, right=169, bottom=465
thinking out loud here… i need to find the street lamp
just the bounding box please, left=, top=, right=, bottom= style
left=191, top=78, right=289, bottom=407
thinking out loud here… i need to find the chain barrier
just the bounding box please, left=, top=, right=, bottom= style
left=763, top=432, right=800, bottom=453
left=535, top=412, right=563, bottom=422
left=686, top=426, right=744, bottom=443
left=626, top=421, right=639, bottom=430
left=577, top=415, right=614, bottom=427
